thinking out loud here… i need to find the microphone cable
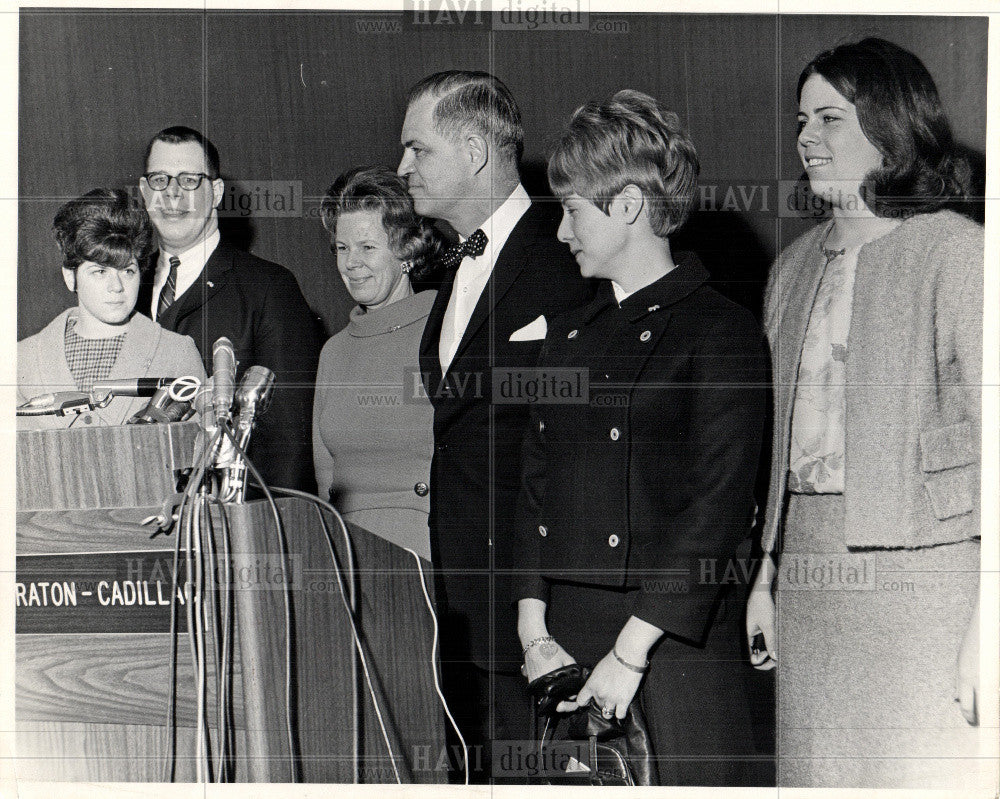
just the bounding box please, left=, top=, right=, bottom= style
left=220, top=426, right=299, bottom=782
left=255, top=482, right=466, bottom=785
left=165, top=434, right=239, bottom=783
left=311, top=507, right=362, bottom=784
left=189, top=479, right=211, bottom=782
left=254, top=487, right=403, bottom=785
left=402, top=547, right=469, bottom=786
left=163, top=427, right=218, bottom=782
left=195, top=489, right=236, bottom=783
left=203, top=493, right=235, bottom=782
left=250, top=482, right=360, bottom=782
left=162, top=421, right=299, bottom=783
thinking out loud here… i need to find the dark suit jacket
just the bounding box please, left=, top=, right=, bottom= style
left=419, top=200, right=595, bottom=671
left=141, top=242, right=323, bottom=492
left=513, top=255, right=767, bottom=643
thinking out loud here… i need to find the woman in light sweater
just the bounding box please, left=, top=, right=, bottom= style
left=17, top=188, right=205, bottom=429
left=313, top=167, right=442, bottom=558
left=745, top=38, right=985, bottom=789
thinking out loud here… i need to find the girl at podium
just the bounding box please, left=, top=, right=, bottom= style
left=17, top=188, right=205, bottom=429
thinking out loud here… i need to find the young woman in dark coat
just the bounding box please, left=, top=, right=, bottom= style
left=513, top=90, right=769, bottom=785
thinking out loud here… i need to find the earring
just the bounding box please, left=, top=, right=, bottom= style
left=401, top=261, right=413, bottom=274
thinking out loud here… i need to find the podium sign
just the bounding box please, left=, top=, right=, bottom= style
left=14, top=422, right=445, bottom=783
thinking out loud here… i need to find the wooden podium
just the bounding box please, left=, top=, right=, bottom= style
left=15, top=422, right=445, bottom=782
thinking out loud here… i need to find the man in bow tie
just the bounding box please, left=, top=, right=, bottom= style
left=139, top=126, right=322, bottom=493
left=397, top=71, right=593, bottom=783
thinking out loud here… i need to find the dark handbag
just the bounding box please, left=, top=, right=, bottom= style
left=527, top=664, right=658, bottom=786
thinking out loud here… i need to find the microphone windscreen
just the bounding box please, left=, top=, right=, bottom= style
left=127, top=387, right=172, bottom=425
left=235, top=365, right=276, bottom=415
left=193, top=376, right=215, bottom=421
left=212, top=337, right=236, bottom=422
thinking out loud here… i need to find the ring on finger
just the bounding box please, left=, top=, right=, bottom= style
left=601, top=705, right=614, bottom=718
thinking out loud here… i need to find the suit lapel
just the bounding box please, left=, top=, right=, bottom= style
left=774, top=238, right=827, bottom=430
left=419, top=267, right=458, bottom=395
left=448, top=204, right=537, bottom=366
left=47, top=310, right=79, bottom=391
left=99, top=313, right=160, bottom=425
left=157, top=244, right=235, bottom=329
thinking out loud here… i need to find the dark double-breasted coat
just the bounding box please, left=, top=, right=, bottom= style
left=513, top=255, right=767, bottom=643
left=142, top=242, right=323, bottom=492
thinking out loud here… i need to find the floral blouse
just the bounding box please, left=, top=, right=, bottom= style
left=787, top=243, right=860, bottom=494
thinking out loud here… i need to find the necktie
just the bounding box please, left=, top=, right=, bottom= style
left=157, top=255, right=180, bottom=319
left=440, top=229, right=488, bottom=271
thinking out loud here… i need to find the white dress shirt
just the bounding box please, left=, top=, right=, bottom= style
left=151, top=229, right=221, bottom=321
left=438, top=183, right=532, bottom=371
left=612, top=261, right=679, bottom=306
left=612, top=281, right=635, bottom=305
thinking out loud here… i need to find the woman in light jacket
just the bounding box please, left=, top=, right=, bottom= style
left=18, top=188, right=205, bottom=429
left=745, top=38, right=985, bottom=789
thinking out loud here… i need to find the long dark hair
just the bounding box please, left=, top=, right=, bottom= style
left=798, top=37, right=970, bottom=216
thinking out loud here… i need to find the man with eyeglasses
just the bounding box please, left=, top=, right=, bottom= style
left=138, top=125, right=322, bottom=493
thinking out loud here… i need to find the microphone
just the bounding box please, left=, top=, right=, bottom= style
left=16, top=391, right=93, bottom=417
left=196, top=374, right=236, bottom=471
left=192, top=376, right=215, bottom=424
left=233, top=366, right=276, bottom=438
left=193, top=376, right=235, bottom=473
left=128, top=388, right=194, bottom=425
left=212, top=337, right=237, bottom=425
left=127, top=387, right=172, bottom=424
left=91, top=377, right=179, bottom=399
left=222, top=366, right=276, bottom=503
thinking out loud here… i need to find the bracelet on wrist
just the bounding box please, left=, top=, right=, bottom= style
left=612, top=648, right=649, bottom=673
left=522, top=635, right=555, bottom=655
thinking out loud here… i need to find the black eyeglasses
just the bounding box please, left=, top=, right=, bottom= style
left=142, top=172, right=213, bottom=191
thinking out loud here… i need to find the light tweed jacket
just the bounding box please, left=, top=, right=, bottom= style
left=761, top=210, right=983, bottom=552
left=17, top=308, right=206, bottom=429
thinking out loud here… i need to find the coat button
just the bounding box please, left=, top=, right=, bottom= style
left=82, top=414, right=93, bottom=425
left=639, top=330, right=651, bottom=342
left=609, top=427, right=620, bottom=441
left=414, top=482, right=429, bottom=497
left=539, top=525, right=548, bottom=537
left=567, top=329, right=578, bottom=339
left=436, top=442, right=448, bottom=452
left=608, top=534, right=620, bottom=547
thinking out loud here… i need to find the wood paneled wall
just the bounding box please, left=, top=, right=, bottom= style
left=18, top=11, right=987, bottom=339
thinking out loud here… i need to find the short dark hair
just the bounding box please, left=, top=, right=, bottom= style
left=406, top=71, right=524, bottom=164
left=798, top=37, right=970, bottom=216
left=143, top=125, right=220, bottom=179
left=320, top=166, right=443, bottom=282
left=548, top=89, right=700, bottom=238
left=53, top=188, right=156, bottom=272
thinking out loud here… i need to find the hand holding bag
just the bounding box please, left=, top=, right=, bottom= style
left=527, top=664, right=658, bottom=786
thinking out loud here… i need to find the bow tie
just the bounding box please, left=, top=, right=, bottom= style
left=441, top=228, right=488, bottom=270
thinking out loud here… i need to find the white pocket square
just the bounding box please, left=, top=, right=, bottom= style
left=509, top=315, right=547, bottom=341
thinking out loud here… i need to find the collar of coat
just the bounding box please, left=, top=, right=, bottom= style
left=581, top=251, right=709, bottom=324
